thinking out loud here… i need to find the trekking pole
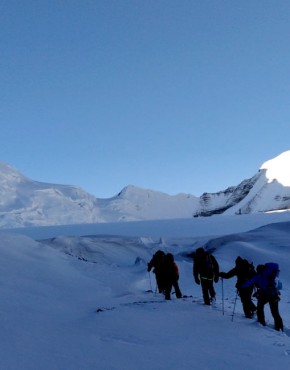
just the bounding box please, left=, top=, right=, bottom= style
left=154, top=282, right=158, bottom=296
left=148, top=271, right=153, bottom=293
left=221, top=278, right=224, bottom=316
left=231, top=289, right=238, bottom=322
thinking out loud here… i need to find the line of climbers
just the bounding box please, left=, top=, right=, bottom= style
left=147, top=247, right=284, bottom=332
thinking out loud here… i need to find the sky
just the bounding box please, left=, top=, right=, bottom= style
left=1, top=0, right=290, bottom=198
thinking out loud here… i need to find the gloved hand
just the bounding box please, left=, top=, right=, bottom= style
left=219, top=272, right=226, bottom=278
left=214, top=276, right=219, bottom=283
left=195, top=278, right=200, bottom=285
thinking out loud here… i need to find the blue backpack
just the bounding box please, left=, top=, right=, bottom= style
left=263, top=262, right=282, bottom=295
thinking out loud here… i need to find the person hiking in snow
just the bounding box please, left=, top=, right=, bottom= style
left=147, top=250, right=166, bottom=293
left=219, top=256, right=257, bottom=318
left=242, top=263, right=283, bottom=331
left=161, top=253, right=182, bottom=300
left=193, top=247, right=219, bottom=305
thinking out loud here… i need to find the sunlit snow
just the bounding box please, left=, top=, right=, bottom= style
left=261, top=150, right=290, bottom=186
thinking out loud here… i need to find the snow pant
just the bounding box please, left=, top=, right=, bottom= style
left=238, top=287, right=257, bottom=318
left=164, top=280, right=182, bottom=300
left=201, top=277, right=215, bottom=305
left=257, top=295, right=283, bottom=331
left=155, top=272, right=166, bottom=293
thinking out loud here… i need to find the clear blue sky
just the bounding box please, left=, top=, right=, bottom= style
left=1, top=0, right=290, bottom=198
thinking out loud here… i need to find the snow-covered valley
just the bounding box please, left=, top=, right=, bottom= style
left=1, top=212, right=290, bottom=369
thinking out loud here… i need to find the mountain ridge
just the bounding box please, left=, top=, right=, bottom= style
left=0, top=151, right=290, bottom=228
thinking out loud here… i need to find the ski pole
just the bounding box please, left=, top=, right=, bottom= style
left=221, top=278, right=224, bottom=316
left=154, top=282, right=158, bottom=296
left=148, top=271, right=153, bottom=292
left=232, top=289, right=238, bottom=322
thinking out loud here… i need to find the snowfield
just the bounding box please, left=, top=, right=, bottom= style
left=1, top=212, right=290, bottom=369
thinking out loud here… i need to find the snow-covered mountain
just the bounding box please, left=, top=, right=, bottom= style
left=198, top=151, right=290, bottom=217
left=1, top=151, right=290, bottom=228
left=0, top=162, right=104, bottom=228
left=0, top=162, right=198, bottom=228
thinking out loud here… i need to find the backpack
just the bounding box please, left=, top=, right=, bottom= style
left=263, top=262, right=282, bottom=295
left=241, top=258, right=255, bottom=277
left=236, top=257, right=255, bottom=285
left=199, top=253, right=215, bottom=277
left=163, top=253, right=179, bottom=282
left=148, top=250, right=165, bottom=273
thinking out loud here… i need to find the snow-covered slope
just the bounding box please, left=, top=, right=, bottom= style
left=101, top=185, right=199, bottom=221
left=1, top=151, right=290, bottom=228
left=1, top=214, right=290, bottom=369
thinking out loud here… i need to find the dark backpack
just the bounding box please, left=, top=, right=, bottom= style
left=148, top=250, right=165, bottom=272
left=236, top=258, right=255, bottom=283
left=198, top=252, right=215, bottom=277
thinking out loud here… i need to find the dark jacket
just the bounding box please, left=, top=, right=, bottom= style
left=220, top=257, right=256, bottom=289
left=193, top=248, right=219, bottom=283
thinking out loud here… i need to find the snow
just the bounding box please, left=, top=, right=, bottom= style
left=261, top=150, right=290, bottom=186
left=1, top=213, right=290, bottom=369
left=2, top=150, right=290, bottom=228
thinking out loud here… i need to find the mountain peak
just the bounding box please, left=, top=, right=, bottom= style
left=0, top=161, right=27, bottom=186
left=117, top=185, right=167, bottom=199
left=117, top=185, right=142, bottom=196
left=260, top=150, right=290, bottom=186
